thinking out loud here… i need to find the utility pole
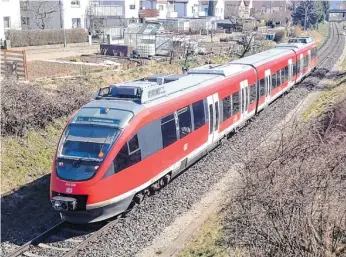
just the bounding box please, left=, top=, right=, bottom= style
left=304, top=4, right=307, bottom=31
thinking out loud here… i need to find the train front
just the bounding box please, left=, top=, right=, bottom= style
left=49, top=101, right=133, bottom=223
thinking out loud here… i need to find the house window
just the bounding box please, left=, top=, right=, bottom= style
left=72, top=18, right=81, bottom=28
left=71, top=0, right=80, bottom=7
left=159, top=5, right=164, bottom=11
left=21, top=17, right=29, bottom=26
left=3, top=17, right=10, bottom=28
left=129, top=4, right=136, bottom=9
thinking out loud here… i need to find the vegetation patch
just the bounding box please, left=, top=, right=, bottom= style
left=1, top=118, right=66, bottom=194
left=178, top=214, right=231, bottom=257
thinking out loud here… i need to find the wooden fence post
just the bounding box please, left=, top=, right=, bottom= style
left=22, top=49, right=28, bottom=81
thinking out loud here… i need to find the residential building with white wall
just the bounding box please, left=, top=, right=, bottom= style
left=0, top=0, right=21, bottom=40
left=141, top=0, right=171, bottom=19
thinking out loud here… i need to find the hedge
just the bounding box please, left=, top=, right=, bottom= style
left=5, top=28, right=88, bottom=47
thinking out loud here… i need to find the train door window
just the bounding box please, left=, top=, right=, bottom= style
left=114, top=135, right=141, bottom=173
left=249, top=84, right=256, bottom=104
left=284, top=66, right=289, bottom=81
left=277, top=70, right=281, bottom=86
left=232, top=91, right=240, bottom=114
left=304, top=56, right=308, bottom=68
left=161, top=113, right=177, bottom=148
left=259, top=79, right=265, bottom=97
left=280, top=69, right=285, bottom=84
left=192, top=100, right=206, bottom=130
left=208, top=104, right=214, bottom=135
left=214, top=102, right=219, bottom=131
left=177, top=106, right=192, bottom=139
left=271, top=72, right=277, bottom=89
left=222, top=95, right=232, bottom=121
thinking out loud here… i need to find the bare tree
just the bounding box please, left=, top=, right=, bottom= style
left=21, top=0, right=60, bottom=30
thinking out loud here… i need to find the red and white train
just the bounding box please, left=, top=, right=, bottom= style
left=50, top=36, right=318, bottom=223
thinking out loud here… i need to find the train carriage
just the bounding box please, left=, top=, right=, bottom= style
left=50, top=36, right=317, bottom=223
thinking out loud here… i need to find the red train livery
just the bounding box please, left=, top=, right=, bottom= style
left=50, top=37, right=317, bottom=223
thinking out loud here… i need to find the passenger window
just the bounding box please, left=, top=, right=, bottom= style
left=277, top=70, right=281, bottom=86
left=192, top=100, right=205, bottom=130
left=259, top=79, right=265, bottom=97
left=249, top=84, right=256, bottom=104
left=177, top=106, right=192, bottom=138
left=161, top=113, right=177, bottom=148
left=222, top=95, right=232, bottom=121
left=128, top=134, right=139, bottom=154
left=215, top=102, right=219, bottom=131
left=114, top=135, right=141, bottom=173
left=232, top=91, right=240, bottom=114
left=293, top=62, right=297, bottom=75
left=284, top=66, right=289, bottom=81
left=271, top=73, right=277, bottom=88
left=208, top=104, right=214, bottom=134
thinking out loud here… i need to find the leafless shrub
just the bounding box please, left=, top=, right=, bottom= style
left=223, top=102, right=346, bottom=256
left=5, top=29, right=87, bottom=47
left=1, top=79, right=92, bottom=137
left=274, top=29, right=286, bottom=43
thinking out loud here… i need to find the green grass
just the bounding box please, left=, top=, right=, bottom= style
left=1, top=118, right=66, bottom=194
left=302, top=77, right=346, bottom=121
left=178, top=214, right=232, bottom=257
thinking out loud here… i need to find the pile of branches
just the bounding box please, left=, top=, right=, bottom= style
left=223, top=101, right=346, bottom=256
left=1, top=79, right=92, bottom=137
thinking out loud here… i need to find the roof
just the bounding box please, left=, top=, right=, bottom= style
left=229, top=47, right=292, bottom=67
left=124, top=22, right=164, bottom=35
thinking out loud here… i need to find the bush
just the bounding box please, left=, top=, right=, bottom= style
left=1, top=79, right=92, bottom=137
left=223, top=104, right=346, bottom=256
left=274, top=29, right=285, bottom=43
left=5, top=28, right=87, bottom=47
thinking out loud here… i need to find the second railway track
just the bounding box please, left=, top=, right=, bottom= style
left=5, top=220, right=117, bottom=257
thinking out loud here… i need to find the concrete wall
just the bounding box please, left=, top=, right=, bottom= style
left=0, top=0, right=21, bottom=40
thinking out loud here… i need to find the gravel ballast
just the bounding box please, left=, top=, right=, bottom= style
left=1, top=23, right=344, bottom=257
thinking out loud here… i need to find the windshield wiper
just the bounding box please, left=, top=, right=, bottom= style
left=58, top=156, right=101, bottom=162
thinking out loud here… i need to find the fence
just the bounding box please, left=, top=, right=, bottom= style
left=0, top=49, right=28, bottom=80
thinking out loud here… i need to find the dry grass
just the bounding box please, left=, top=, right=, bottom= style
left=178, top=214, right=232, bottom=257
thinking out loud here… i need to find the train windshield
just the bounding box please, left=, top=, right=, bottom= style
left=58, top=124, right=119, bottom=160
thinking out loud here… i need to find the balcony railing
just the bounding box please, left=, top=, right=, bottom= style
left=93, top=5, right=123, bottom=16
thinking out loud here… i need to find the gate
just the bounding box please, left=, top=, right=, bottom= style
left=0, top=49, right=28, bottom=80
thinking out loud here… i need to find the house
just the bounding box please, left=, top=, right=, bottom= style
left=199, top=0, right=225, bottom=20
left=20, top=0, right=90, bottom=30
left=1, top=0, right=21, bottom=41
left=141, top=0, right=173, bottom=19
left=224, top=0, right=253, bottom=19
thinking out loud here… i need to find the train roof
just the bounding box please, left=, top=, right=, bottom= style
left=229, top=47, right=293, bottom=67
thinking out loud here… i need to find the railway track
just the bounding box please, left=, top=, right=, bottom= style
left=317, top=22, right=342, bottom=68
left=5, top=22, right=345, bottom=257
left=5, top=219, right=117, bottom=257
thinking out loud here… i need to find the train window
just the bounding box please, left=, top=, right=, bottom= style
left=161, top=113, right=177, bottom=148
left=277, top=70, right=281, bottom=86
left=284, top=66, right=289, bottom=81
left=208, top=104, right=214, bottom=134
left=304, top=56, right=308, bottom=68
left=259, top=79, right=265, bottom=97
left=128, top=134, right=139, bottom=154
left=249, top=84, right=256, bottom=104
left=232, top=91, right=240, bottom=114
left=192, top=100, right=206, bottom=130
left=280, top=69, right=285, bottom=84
left=222, top=96, right=232, bottom=121
left=177, top=106, right=192, bottom=139
left=293, top=62, right=297, bottom=75
left=114, top=138, right=141, bottom=173
left=215, top=102, right=219, bottom=131
left=271, top=72, right=277, bottom=88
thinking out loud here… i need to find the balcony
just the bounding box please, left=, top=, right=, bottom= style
left=167, top=11, right=178, bottom=18
left=93, top=5, right=123, bottom=17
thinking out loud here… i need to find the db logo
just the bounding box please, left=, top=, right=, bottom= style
left=65, top=187, right=73, bottom=193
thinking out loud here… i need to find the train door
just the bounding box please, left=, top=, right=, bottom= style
left=308, top=50, right=311, bottom=71
left=288, top=59, right=293, bottom=83
left=207, top=93, right=220, bottom=144
left=240, top=80, right=249, bottom=120
left=265, top=69, right=271, bottom=104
